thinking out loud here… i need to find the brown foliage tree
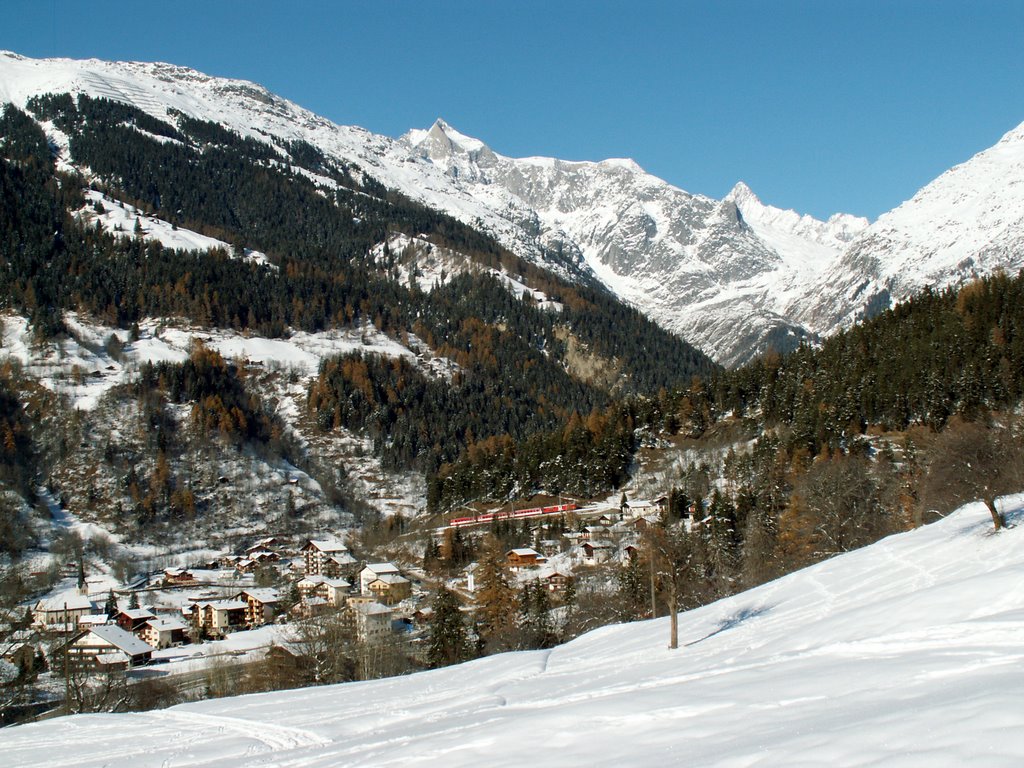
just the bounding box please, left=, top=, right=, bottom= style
left=920, top=416, right=1024, bottom=531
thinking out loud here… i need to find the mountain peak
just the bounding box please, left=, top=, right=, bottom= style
left=410, top=118, right=489, bottom=156
left=725, top=180, right=760, bottom=205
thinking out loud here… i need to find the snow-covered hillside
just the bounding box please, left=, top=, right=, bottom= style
left=3, top=50, right=1023, bottom=366
left=5, top=499, right=1023, bottom=766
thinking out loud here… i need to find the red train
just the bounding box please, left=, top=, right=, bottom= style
left=449, top=502, right=577, bottom=528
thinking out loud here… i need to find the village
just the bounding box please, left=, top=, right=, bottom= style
left=2, top=495, right=683, bottom=716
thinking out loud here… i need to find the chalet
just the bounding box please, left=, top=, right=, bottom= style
left=536, top=567, right=573, bottom=593
left=623, top=497, right=667, bottom=519
left=366, top=574, right=412, bottom=605
left=295, top=596, right=329, bottom=618
left=246, top=537, right=283, bottom=555
left=630, top=515, right=661, bottom=532
left=114, top=607, right=157, bottom=633
left=580, top=541, right=614, bottom=566
left=302, top=539, right=356, bottom=577
left=67, top=625, right=154, bottom=668
left=219, top=554, right=242, bottom=570
left=235, top=588, right=281, bottom=626
left=359, top=563, right=401, bottom=594
left=163, top=568, right=196, bottom=585
left=137, top=617, right=188, bottom=649
left=191, top=600, right=248, bottom=636
left=538, top=539, right=561, bottom=558
left=506, top=548, right=546, bottom=572
left=246, top=550, right=281, bottom=566
left=297, top=575, right=351, bottom=606
left=580, top=526, right=607, bottom=541
left=32, top=591, right=97, bottom=627
left=2, top=630, right=38, bottom=674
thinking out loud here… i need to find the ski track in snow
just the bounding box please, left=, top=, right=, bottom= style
left=157, top=709, right=332, bottom=752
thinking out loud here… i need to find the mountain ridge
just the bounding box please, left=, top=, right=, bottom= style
left=2, top=51, right=1023, bottom=367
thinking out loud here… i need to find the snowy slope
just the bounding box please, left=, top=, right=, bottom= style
left=0, top=50, right=559, bottom=280
left=5, top=499, right=1024, bottom=766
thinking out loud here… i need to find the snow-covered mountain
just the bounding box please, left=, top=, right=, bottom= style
left=4, top=498, right=1023, bottom=766
left=400, top=119, right=873, bottom=365
left=794, top=122, right=1024, bottom=335
left=2, top=50, right=1022, bottom=366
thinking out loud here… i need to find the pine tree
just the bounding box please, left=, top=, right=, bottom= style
left=519, top=580, right=555, bottom=649
left=104, top=590, right=118, bottom=618
left=128, top=591, right=140, bottom=610
left=426, top=587, right=470, bottom=669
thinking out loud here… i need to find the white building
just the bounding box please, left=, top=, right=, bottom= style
left=359, top=563, right=401, bottom=594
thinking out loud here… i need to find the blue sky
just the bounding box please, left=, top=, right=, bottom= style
left=2, top=1, right=1022, bottom=220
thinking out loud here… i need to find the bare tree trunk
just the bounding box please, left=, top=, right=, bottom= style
left=983, top=496, right=1004, bottom=531
left=668, top=581, right=678, bottom=650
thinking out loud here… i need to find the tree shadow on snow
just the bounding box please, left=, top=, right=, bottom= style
left=686, top=604, right=774, bottom=647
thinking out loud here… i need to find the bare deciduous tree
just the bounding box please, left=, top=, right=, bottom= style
left=920, top=416, right=1024, bottom=531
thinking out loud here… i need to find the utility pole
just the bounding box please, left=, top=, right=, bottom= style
left=63, top=602, right=70, bottom=712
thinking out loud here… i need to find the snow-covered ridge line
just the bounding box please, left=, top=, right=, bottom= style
left=0, top=51, right=863, bottom=364
left=4, top=51, right=1023, bottom=366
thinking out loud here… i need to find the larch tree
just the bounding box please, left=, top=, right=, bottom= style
left=473, top=535, right=519, bottom=654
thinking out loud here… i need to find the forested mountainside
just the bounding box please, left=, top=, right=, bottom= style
left=0, top=94, right=716, bottom=552
left=432, top=269, right=1024, bottom=601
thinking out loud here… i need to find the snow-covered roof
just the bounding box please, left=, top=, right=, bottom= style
left=508, top=548, right=541, bottom=557
left=144, top=617, right=187, bottom=632
left=82, top=625, right=155, bottom=656
left=198, top=600, right=248, bottom=611
left=95, top=651, right=131, bottom=666
left=352, top=601, right=392, bottom=617
left=238, top=588, right=281, bottom=604
left=535, top=567, right=572, bottom=580
left=369, top=574, right=409, bottom=586
left=362, top=562, right=400, bottom=575
left=305, top=539, right=349, bottom=553
left=327, top=552, right=357, bottom=565
left=35, top=591, right=96, bottom=613
left=118, top=608, right=157, bottom=620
